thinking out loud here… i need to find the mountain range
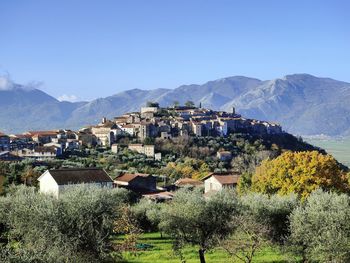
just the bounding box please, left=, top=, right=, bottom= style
left=1, top=74, right=350, bottom=136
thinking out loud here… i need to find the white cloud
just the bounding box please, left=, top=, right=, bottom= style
left=0, top=75, right=14, bottom=90
left=58, top=94, right=80, bottom=102
left=0, top=73, right=38, bottom=91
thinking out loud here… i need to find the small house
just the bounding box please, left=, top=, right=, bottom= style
left=202, top=172, right=240, bottom=193
left=114, top=173, right=157, bottom=193
left=37, top=168, right=113, bottom=197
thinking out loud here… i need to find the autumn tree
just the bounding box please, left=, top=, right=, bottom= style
left=114, top=205, right=142, bottom=255
left=21, top=166, right=40, bottom=186
left=251, top=151, right=349, bottom=199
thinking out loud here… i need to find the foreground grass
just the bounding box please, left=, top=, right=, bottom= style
left=117, top=232, right=297, bottom=263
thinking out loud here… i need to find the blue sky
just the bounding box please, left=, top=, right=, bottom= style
left=1, top=0, right=349, bottom=101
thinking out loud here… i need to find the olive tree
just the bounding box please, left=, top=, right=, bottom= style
left=159, top=188, right=239, bottom=263
left=240, top=193, right=298, bottom=243
left=0, top=185, right=129, bottom=262
left=130, top=198, right=160, bottom=232
left=289, top=190, right=350, bottom=262
left=220, top=214, right=270, bottom=263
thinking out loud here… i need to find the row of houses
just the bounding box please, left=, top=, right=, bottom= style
left=1, top=105, right=283, bottom=160
left=87, top=105, right=283, bottom=147
left=0, top=129, right=84, bottom=160
left=38, top=168, right=240, bottom=200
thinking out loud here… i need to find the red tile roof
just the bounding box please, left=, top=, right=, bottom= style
left=115, top=173, right=150, bottom=182
left=202, top=172, right=241, bottom=185
left=213, top=175, right=239, bottom=185
left=27, top=131, right=58, bottom=136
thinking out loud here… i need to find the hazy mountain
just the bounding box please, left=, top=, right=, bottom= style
left=1, top=74, right=350, bottom=136
left=223, top=74, right=350, bottom=135
left=65, top=88, right=171, bottom=128
left=0, top=79, right=86, bottom=133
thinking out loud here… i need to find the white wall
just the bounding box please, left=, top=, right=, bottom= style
left=39, top=171, right=113, bottom=198
left=204, top=176, right=223, bottom=193
left=38, top=172, right=59, bottom=197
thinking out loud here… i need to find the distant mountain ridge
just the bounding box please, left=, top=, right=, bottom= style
left=1, top=74, right=350, bottom=136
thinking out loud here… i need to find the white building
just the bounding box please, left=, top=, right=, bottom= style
left=37, top=168, right=113, bottom=197
left=140, top=106, right=159, bottom=114
left=203, top=173, right=240, bottom=193
left=111, top=144, right=119, bottom=153
left=119, top=124, right=139, bottom=136
left=17, top=146, right=60, bottom=159
left=128, top=144, right=155, bottom=157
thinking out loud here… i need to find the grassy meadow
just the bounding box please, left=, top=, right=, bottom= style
left=306, top=137, right=350, bottom=167
left=118, top=232, right=299, bottom=263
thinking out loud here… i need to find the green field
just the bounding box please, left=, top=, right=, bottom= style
left=306, top=137, right=350, bottom=167
left=118, top=232, right=298, bottom=263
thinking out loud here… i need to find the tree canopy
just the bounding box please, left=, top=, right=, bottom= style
left=0, top=185, right=129, bottom=262
left=159, top=188, right=239, bottom=263
left=251, top=151, right=349, bottom=199
left=289, top=190, right=350, bottom=262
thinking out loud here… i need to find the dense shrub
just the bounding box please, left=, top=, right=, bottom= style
left=289, top=190, right=350, bottom=262
left=0, top=185, right=129, bottom=262
left=240, top=193, right=298, bottom=243
left=130, top=198, right=161, bottom=232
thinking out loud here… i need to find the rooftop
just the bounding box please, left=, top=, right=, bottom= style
left=27, top=131, right=58, bottom=136
left=43, top=168, right=113, bottom=185
left=115, top=173, right=150, bottom=183
left=203, top=172, right=240, bottom=185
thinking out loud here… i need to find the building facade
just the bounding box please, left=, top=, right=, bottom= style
left=37, top=168, right=113, bottom=197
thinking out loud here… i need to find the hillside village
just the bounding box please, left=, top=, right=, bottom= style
left=0, top=103, right=282, bottom=160
left=0, top=103, right=284, bottom=200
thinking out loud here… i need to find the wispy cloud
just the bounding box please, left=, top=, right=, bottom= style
left=0, top=75, right=14, bottom=90
left=58, top=94, right=80, bottom=102
left=0, top=71, right=41, bottom=91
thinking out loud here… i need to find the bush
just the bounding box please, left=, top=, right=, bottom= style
left=240, top=193, right=298, bottom=243
left=130, top=198, right=160, bottom=232
left=289, top=190, right=350, bottom=262
left=0, top=185, right=129, bottom=262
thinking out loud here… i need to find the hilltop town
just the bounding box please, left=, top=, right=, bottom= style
left=0, top=103, right=282, bottom=160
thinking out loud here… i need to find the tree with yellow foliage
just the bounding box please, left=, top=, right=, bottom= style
left=251, top=151, right=349, bottom=199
